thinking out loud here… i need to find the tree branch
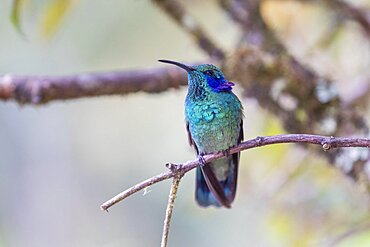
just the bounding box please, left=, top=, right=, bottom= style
left=152, top=0, right=225, bottom=60
left=100, top=134, right=370, bottom=211
left=220, top=0, right=370, bottom=187
left=0, top=67, right=186, bottom=105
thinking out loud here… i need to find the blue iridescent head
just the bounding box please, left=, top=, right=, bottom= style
left=158, top=60, right=235, bottom=93
left=192, top=64, right=234, bottom=92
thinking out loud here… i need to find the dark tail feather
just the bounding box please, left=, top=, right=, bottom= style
left=195, top=153, right=239, bottom=208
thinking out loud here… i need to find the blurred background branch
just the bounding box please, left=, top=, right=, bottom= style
left=0, top=67, right=186, bottom=104
left=220, top=0, right=370, bottom=189
left=153, top=0, right=225, bottom=60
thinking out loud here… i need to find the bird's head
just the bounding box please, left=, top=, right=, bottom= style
left=158, top=60, right=235, bottom=93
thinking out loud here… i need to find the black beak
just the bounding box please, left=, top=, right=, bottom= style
left=158, top=59, right=195, bottom=72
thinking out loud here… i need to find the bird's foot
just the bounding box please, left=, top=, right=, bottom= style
left=197, top=155, right=206, bottom=167
left=222, top=149, right=231, bottom=157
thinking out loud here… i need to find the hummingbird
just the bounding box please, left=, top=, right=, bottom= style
left=158, top=60, right=244, bottom=208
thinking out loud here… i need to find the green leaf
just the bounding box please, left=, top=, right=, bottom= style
left=41, top=0, right=73, bottom=38
left=10, top=0, right=24, bottom=33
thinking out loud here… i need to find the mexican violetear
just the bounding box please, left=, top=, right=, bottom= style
left=158, top=60, right=244, bottom=208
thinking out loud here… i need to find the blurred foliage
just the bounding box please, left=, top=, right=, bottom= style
left=10, top=0, right=75, bottom=38
left=10, top=0, right=24, bottom=33
left=40, top=0, right=74, bottom=37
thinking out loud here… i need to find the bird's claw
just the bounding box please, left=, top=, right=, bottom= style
left=198, top=155, right=206, bottom=167
left=222, top=149, right=231, bottom=157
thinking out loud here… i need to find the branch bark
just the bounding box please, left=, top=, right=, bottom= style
left=100, top=134, right=370, bottom=211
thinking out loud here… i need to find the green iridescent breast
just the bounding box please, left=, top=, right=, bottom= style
left=185, top=92, right=242, bottom=153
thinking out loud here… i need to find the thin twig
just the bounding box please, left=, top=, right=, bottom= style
left=218, top=0, right=252, bottom=29
left=100, top=134, right=370, bottom=211
left=0, top=67, right=186, bottom=104
left=160, top=174, right=183, bottom=247
left=100, top=170, right=176, bottom=212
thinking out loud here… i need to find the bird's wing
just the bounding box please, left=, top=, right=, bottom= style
left=228, top=119, right=244, bottom=202
left=186, top=121, right=196, bottom=150
left=238, top=119, right=244, bottom=143
left=233, top=119, right=244, bottom=166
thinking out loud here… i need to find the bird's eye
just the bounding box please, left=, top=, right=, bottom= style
left=204, top=70, right=214, bottom=76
